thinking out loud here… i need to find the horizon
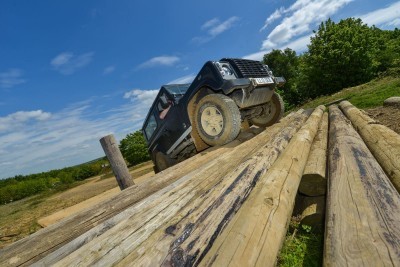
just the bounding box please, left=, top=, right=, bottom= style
left=1, top=0, right=399, bottom=179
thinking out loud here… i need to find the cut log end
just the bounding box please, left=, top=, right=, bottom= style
left=298, top=174, right=327, bottom=196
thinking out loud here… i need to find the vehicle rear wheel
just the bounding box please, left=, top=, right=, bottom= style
left=154, top=151, right=176, bottom=173
left=194, top=94, right=241, bottom=146
left=250, top=92, right=284, bottom=127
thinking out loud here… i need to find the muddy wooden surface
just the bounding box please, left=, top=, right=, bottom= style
left=200, top=106, right=324, bottom=267
left=38, top=112, right=310, bottom=266
left=324, top=105, right=400, bottom=266
left=339, top=100, right=400, bottom=193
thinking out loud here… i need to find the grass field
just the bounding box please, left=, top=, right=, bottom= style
left=0, top=161, right=154, bottom=248
left=300, top=76, right=400, bottom=110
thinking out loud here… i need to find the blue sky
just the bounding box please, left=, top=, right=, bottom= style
left=1, top=0, right=399, bottom=179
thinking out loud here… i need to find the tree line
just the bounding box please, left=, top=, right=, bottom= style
left=0, top=158, right=110, bottom=204
left=264, top=18, right=400, bottom=109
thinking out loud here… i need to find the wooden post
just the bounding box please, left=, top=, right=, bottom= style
left=100, top=134, right=134, bottom=190
left=324, top=105, right=400, bottom=266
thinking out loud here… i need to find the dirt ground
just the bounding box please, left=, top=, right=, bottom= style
left=365, top=106, right=400, bottom=134
left=0, top=161, right=154, bottom=248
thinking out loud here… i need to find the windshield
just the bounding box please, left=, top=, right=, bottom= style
left=164, top=84, right=190, bottom=96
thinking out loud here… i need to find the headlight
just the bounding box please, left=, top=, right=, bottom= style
left=221, top=64, right=233, bottom=76
left=216, top=62, right=236, bottom=79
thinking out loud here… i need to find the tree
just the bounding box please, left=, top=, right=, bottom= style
left=263, top=48, right=304, bottom=108
left=119, top=130, right=150, bottom=166
left=304, top=18, right=376, bottom=97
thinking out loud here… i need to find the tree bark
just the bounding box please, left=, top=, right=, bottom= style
left=199, top=106, right=325, bottom=267
left=324, top=105, right=400, bottom=266
left=299, top=111, right=328, bottom=196
left=339, top=100, right=400, bottom=192
left=100, top=134, right=134, bottom=190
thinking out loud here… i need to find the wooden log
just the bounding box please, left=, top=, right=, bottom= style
left=42, top=111, right=310, bottom=267
left=339, top=100, right=400, bottom=192
left=100, top=134, right=134, bottom=190
left=199, top=106, right=325, bottom=267
left=1, top=111, right=308, bottom=266
left=384, top=96, right=400, bottom=107
left=116, top=110, right=312, bottom=267
left=299, top=112, right=328, bottom=196
left=324, top=105, right=400, bottom=266
left=298, top=196, right=325, bottom=229
left=0, top=124, right=267, bottom=267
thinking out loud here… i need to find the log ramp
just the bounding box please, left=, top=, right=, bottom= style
left=0, top=102, right=399, bottom=266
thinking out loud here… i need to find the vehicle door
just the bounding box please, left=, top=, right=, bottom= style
left=155, top=90, right=190, bottom=155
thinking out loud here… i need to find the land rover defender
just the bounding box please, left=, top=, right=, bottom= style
left=142, top=58, right=285, bottom=172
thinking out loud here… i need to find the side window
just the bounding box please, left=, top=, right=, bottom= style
left=157, top=93, right=173, bottom=120
left=144, top=114, right=157, bottom=140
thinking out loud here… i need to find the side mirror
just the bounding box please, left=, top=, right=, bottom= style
left=274, top=77, right=286, bottom=87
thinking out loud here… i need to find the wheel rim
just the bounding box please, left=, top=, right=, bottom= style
left=200, top=106, right=224, bottom=136
left=260, top=102, right=276, bottom=121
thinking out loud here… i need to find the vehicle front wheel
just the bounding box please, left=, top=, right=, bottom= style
left=250, top=92, right=284, bottom=127
left=154, top=151, right=176, bottom=173
left=194, top=94, right=241, bottom=146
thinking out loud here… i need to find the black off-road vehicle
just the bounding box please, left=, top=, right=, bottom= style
left=142, top=58, right=285, bottom=172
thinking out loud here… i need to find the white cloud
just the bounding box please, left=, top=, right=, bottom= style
left=51, top=52, right=94, bottom=75
left=360, top=1, right=400, bottom=27
left=137, top=56, right=180, bottom=69
left=51, top=52, right=73, bottom=67
left=260, top=8, right=284, bottom=31
left=0, top=69, right=26, bottom=88
left=0, top=110, right=51, bottom=133
left=193, top=16, right=240, bottom=44
left=243, top=50, right=268, bottom=61
left=168, top=74, right=196, bottom=84
left=208, top=16, right=240, bottom=37
left=124, top=89, right=158, bottom=106
left=0, top=91, right=157, bottom=179
left=243, top=34, right=313, bottom=60
left=103, top=65, right=115, bottom=75
left=388, top=18, right=400, bottom=27
left=280, top=34, right=313, bottom=52
left=246, top=1, right=400, bottom=60
left=261, top=0, right=353, bottom=50
left=201, top=18, right=220, bottom=30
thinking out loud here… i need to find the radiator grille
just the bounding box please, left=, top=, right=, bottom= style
left=226, top=58, right=270, bottom=78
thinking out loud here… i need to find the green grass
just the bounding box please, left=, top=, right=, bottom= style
left=300, top=76, right=400, bottom=110
left=278, top=219, right=323, bottom=267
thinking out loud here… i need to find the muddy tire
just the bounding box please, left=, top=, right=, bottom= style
left=250, top=92, right=284, bottom=127
left=154, top=151, right=176, bottom=173
left=194, top=94, right=241, bottom=146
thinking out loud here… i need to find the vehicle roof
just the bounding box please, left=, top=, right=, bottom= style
left=162, top=83, right=191, bottom=95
